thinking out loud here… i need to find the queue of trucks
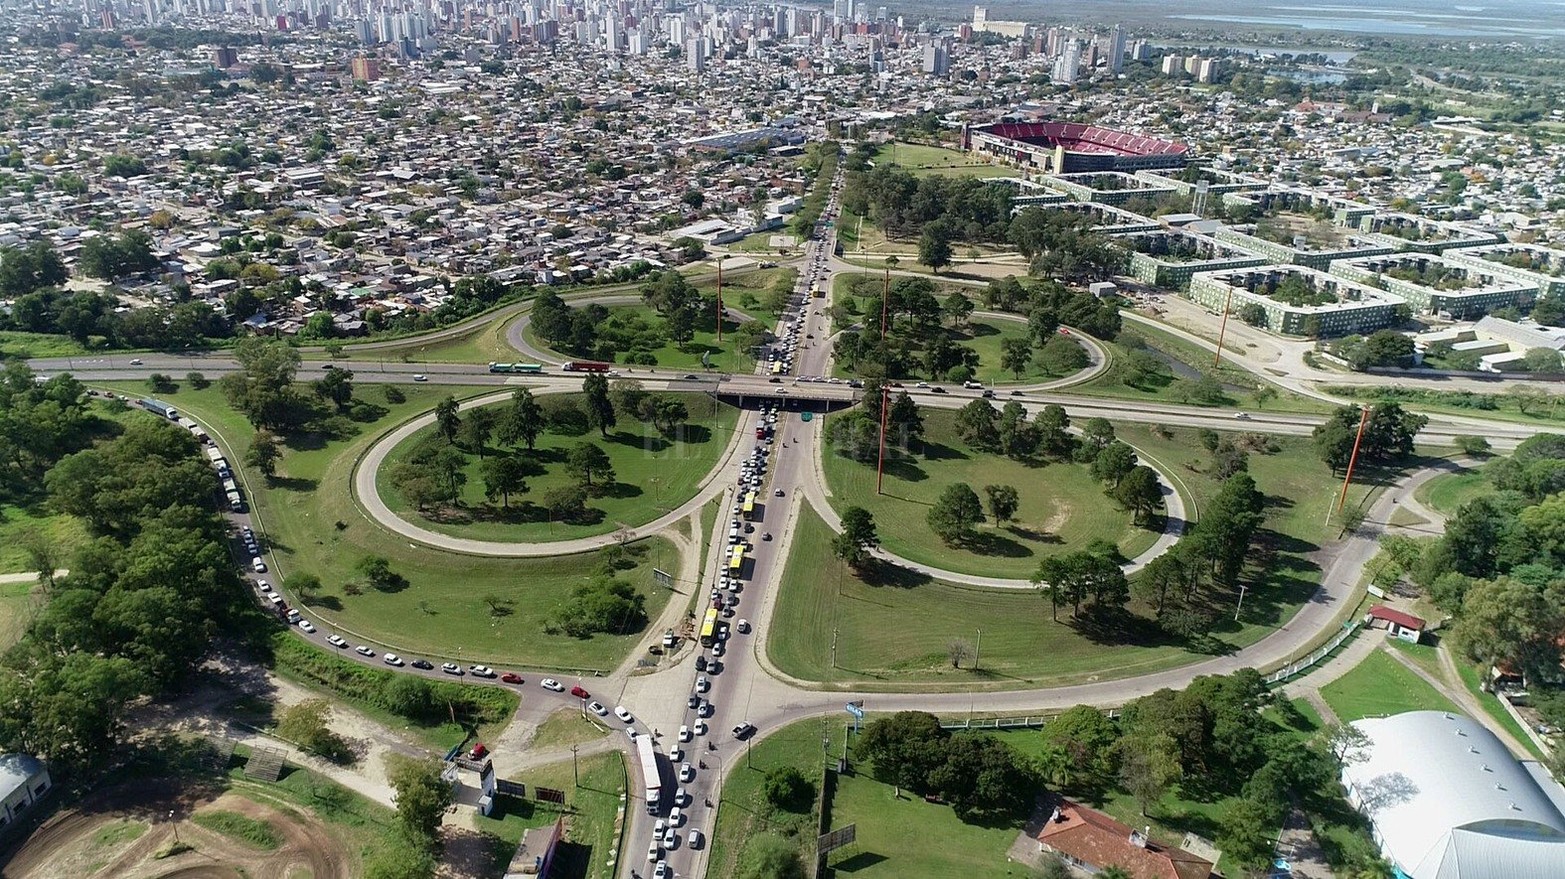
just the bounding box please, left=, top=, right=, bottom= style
left=139, top=398, right=241, bottom=511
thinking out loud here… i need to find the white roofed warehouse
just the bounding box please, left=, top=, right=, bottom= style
left=1341, top=711, right=1565, bottom=879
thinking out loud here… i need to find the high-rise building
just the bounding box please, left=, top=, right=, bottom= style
left=922, top=42, right=948, bottom=76
left=213, top=45, right=239, bottom=68
left=1053, top=40, right=1080, bottom=84
left=1161, top=54, right=1183, bottom=76
left=686, top=37, right=705, bottom=71
left=1107, top=24, right=1125, bottom=74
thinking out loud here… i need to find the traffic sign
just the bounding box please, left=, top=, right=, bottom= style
left=653, top=568, right=674, bottom=589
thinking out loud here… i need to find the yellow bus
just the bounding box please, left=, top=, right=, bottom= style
left=699, top=607, right=720, bottom=646
left=728, top=545, right=745, bottom=573
left=741, top=492, right=757, bottom=520
left=770, top=360, right=783, bottom=375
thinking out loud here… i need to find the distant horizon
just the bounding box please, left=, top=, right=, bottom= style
left=871, top=0, right=1565, bottom=40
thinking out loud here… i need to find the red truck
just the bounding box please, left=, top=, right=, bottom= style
left=562, top=360, right=612, bottom=372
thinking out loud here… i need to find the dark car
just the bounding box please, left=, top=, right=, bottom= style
left=695, top=655, right=707, bottom=672
left=411, top=659, right=434, bottom=670
left=501, top=672, right=524, bottom=684
left=570, top=685, right=591, bottom=700
left=767, top=377, right=781, bottom=384
left=930, top=386, right=947, bottom=394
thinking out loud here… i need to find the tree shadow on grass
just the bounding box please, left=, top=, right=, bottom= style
left=1006, top=525, right=1061, bottom=545
left=1070, top=607, right=1187, bottom=648
left=967, top=321, right=1001, bottom=338
left=956, top=530, right=1033, bottom=559
left=881, top=457, right=929, bottom=483
left=523, top=447, right=568, bottom=466
left=921, top=442, right=969, bottom=462
left=860, top=561, right=932, bottom=589
left=302, top=595, right=344, bottom=612
left=270, top=476, right=318, bottom=493
left=596, top=481, right=642, bottom=500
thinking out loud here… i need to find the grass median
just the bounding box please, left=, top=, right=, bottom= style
left=99, top=379, right=681, bottom=671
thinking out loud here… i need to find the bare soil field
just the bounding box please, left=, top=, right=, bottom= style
left=3, top=780, right=351, bottom=879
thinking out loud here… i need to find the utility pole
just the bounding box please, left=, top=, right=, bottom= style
left=875, top=383, right=889, bottom=494
left=831, top=625, right=839, bottom=669
left=1235, top=584, right=1248, bottom=622
left=571, top=744, right=580, bottom=785
left=1212, top=285, right=1237, bottom=367
left=1336, top=405, right=1372, bottom=513
left=974, top=628, right=981, bottom=671
left=715, top=261, right=724, bottom=343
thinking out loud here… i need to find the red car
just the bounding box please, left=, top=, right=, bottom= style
left=469, top=743, right=488, bottom=760
left=501, top=672, right=524, bottom=684
left=570, top=685, right=591, bottom=700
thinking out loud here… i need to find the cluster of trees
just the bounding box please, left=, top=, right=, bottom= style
left=0, top=406, right=244, bottom=769
left=3, top=285, right=229, bottom=350
left=1037, top=672, right=1354, bottom=873
left=531, top=272, right=758, bottom=364
left=220, top=337, right=382, bottom=438
left=1312, top=403, right=1427, bottom=473
left=78, top=229, right=161, bottom=281
left=952, top=399, right=1072, bottom=463
left=982, top=275, right=1123, bottom=342
left=0, top=364, right=103, bottom=507
left=1131, top=472, right=1265, bottom=639
left=841, top=166, right=1010, bottom=245
left=0, top=241, right=68, bottom=297
left=1006, top=209, right=1127, bottom=283
left=824, top=378, right=924, bottom=461
left=857, top=711, right=1037, bottom=823
left=549, top=538, right=650, bottom=638
left=1331, top=330, right=1416, bottom=371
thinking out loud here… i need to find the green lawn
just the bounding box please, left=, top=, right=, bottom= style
left=531, top=708, right=610, bottom=752
left=377, top=392, right=738, bottom=543
left=0, top=579, right=38, bottom=652
left=709, top=718, right=844, bottom=879
left=527, top=304, right=763, bottom=374
left=874, top=141, right=1022, bottom=179
left=1320, top=649, right=1460, bottom=722
left=190, top=809, right=282, bottom=850
left=95, top=380, right=681, bottom=672
left=0, top=503, right=88, bottom=574
left=727, top=231, right=798, bottom=254
left=0, top=330, right=98, bottom=358
left=826, top=299, right=1080, bottom=386
left=780, top=425, right=1386, bottom=688
left=1415, top=469, right=1494, bottom=517
left=821, top=409, right=1158, bottom=579
left=480, top=751, right=626, bottom=879
left=824, top=770, right=1025, bottom=879
left=1070, top=321, right=1330, bottom=414
left=1323, top=384, right=1565, bottom=429
left=357, top=311, right=522, bottom=364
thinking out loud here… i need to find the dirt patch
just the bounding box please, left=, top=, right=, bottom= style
left=3, top=782, right=349, bottom=879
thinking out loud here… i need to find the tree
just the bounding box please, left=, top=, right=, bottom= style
left=1000, top=337, right=1032, bottom=379
left=1509, top=384, right=1550, bottom=416
left=1038, top=335, right=1089, bottom=375
left=552, top=577, right=647, bottom=636
left=1525, top=347, right=1564, bottom=373
left=185, top=371, right=210, bottom=390
left=761, top=766, right=814, bottom=812
left=887, top=392, right=925, bottom=450
left=434, top=396, right=461, bottom=444
left=565, top=442, right=615, bottom=491
left=832, top=506, right=879, bottom=567
left=954, top=399, right=999, bottom=450
left=1313, top=403, right=1428, bottom=471
left=1077, top=417, right=1115, bottom=461
left=582, top=373, right=616, bottom=437
left=542, top=484, right=588, bottom=520
left=1454, top=435, right=1492, bottom=457
left=286, top=572, right=322, bottom=603
left=858, top=711, right=950, bottom=793
left=481, top=456, right=528, bottom=508
left=947, top=639, right=975, bottom=668
left=313, top=366, right=355, bottom=410
left=1347, top=329, right=1415, bottom=370
left=276, top=699, right=350, bottom=762
left=458, top=406, right=497, bottom=457
left=0, top=241, right=68, bottom=297
left=1090, top=441, right=1138, bottom=487
left=147, top=373, right=176, bottom=394
left=1117, top=730, right=1182, bottom=817
left=1219, top=796, right=1280, bottom=872
left=1038, top=705, right=1120, bottom=794
left=1036, top=404, right=1072, bottom=458
left=356, top=555, right=402, bottom=591
left=1113, top=465, right=1163, bottom=524
left=927, top=483, right=984, bottom=545
left=219, top=337, right=302, bottom=430
left=641, top=395, right=691, bottom=437
left=1450, top=575, right=1565, bottom=686
left=918, top=222, right=953, bottom=273
left=385, top=754, right=454, bottom=842
left=610, top=380, right=649, bottom=417
left=984, top=484, right=1020, bottom=527
left=943, top=291, right=973, bottom=327
left=497, top=388, right=544, bottom=451
left=245, top=430, right=282, bottom=479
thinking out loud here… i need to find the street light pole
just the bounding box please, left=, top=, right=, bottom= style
left=974, top=628, right=981, bottom=671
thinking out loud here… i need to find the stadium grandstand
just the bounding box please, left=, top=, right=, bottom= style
left=963, top=121, right=1190, bottom=174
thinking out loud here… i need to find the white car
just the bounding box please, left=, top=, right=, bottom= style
left=614, top=705, right=634, bottom=723
left=663, top=825, right=678, bottom=848
left=688, top=828, right=704, bottom=850
left=326, top=634, right=348, bottom=648
left=679, top=762, right=695, bottom=782
left=297, top=620, right=316, bottom=634
left=695, top=675, right=710, bottom=693
left=668, top=745, right=684, bottom=763
left=693, top=720, right=708, bottom=736
left=540, top=678, right=564, bottom=692
left=647, top=841, right=662, bottom=862
left=670, top=806, right=684, bottom=827
left=678, top=725, right=692, bottom=742
left=588, top=701, right=609, bottom=716
left=470, top=665, right=496, bottom=678
left=355, top=645, right=375, bottom=657
left=675, top=787, right=689, bottom=807
left=442, top=663, right=464, bottom=676
left=383, top=653, right=404, bottom=666
left=737, top=619, right=751, bottom=634
left=257, top=580, right=273, bottom=593
left=413, top=374, right=428, bottom=382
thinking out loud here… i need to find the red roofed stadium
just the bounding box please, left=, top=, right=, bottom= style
left=963, top=121, right=1190, bottom=175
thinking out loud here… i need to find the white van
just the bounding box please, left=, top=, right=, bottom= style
left=251, top=557, right=267, bottom=573
left=728, top=525, right=740, bottom=543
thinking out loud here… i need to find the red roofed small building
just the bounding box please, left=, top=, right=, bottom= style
left=1366, top=605, right=1426, bottom=644
left=1036, top=799, right=1213, bottom=879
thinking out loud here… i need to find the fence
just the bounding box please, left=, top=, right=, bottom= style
left=1263, top=620, right=1362, bottom=686
left=940, top=709, right=1120, bottom=733
left=812, top=765, right=839, bottom=879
